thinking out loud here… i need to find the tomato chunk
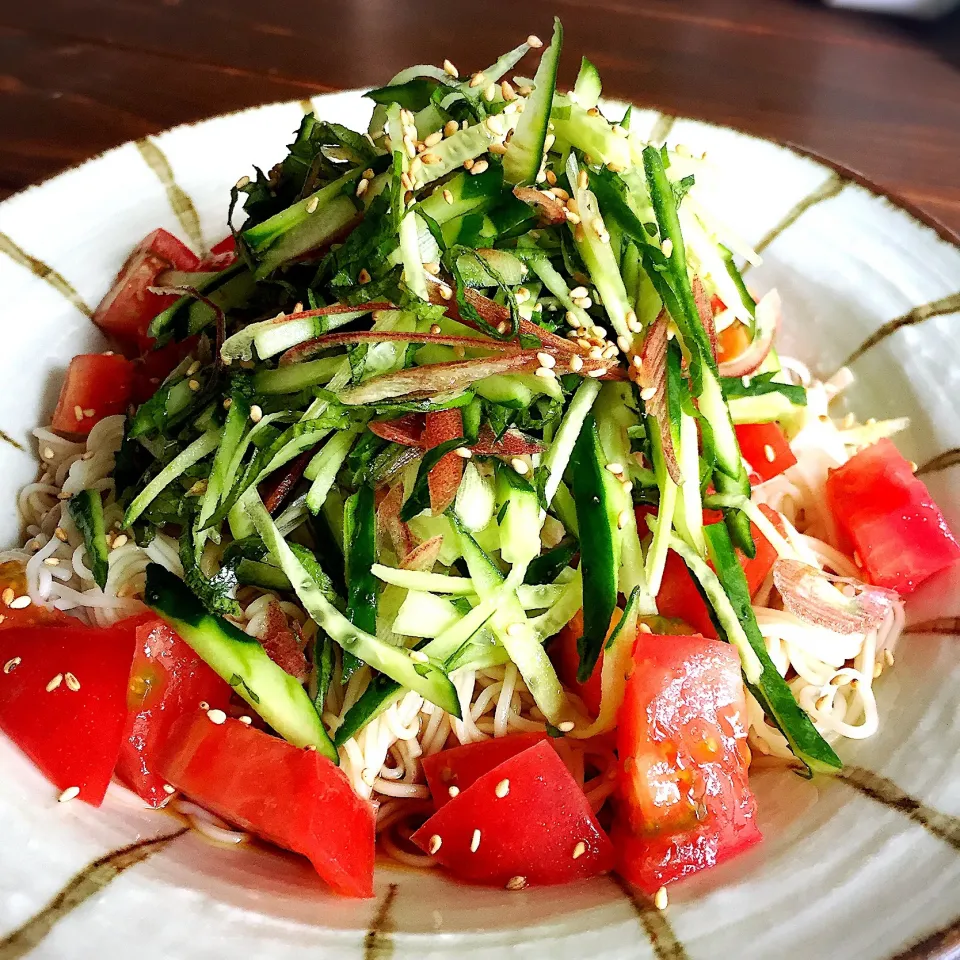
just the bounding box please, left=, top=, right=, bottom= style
left=131, top=337, right=197, bottom=405
left=422, top=733, right=545, bottom=808
left=51, top=353, right=135, bottom=435
left=825, top=438, right=960, bottom=593
left=0, top=615, right=144, bottom=805
left=424, top=409, right=464, bottom=516
left=655, top=550, right=718, bottom=639
left=116, top=618, right=232, bottom=807
left=740, top=504, right=787, bottom=596
left=551, top=609, right=603, bottom=715
left=735, top=422, right=797, bottom=482
left=198, top=235, right=238, bottom=271
left=158, top=714, right=375, bottom=897
left=614, top=632, right=760, bottom=892
left=412, top=740, right=614, bottom=886
left=717, top=320, right=752, bottom=364
left=93, top=228, right=200, bottom=347
left=0, top=563, right=73, bottom=630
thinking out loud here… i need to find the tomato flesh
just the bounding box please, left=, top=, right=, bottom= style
left=740, top=504, right=786, bottom=596
left=51, top=353, right=135, bottom=435
left=734, top=422, right=797, bottom=482
left=158, top=714, right=376, bottom=897
left=198, top=235, right=238, bottom=270
left=551, top=609, right=603, bottom=715
left=717, top=320, right=752, bottom=364
left=825, top=438, right=960, bottom=593
left=614, top=632, right=760, bottom=892
left=0, top=615, right=144, bottom=805
left=93, top=228, right=200, bottom=347
left=131, top=337, right=197, bottom=405
left=0, top=563, right=72, bottom=630
left=412, top=740, right=614, bottom=886
left=116, top=618, right=232, bottom=807
left=424, top=409, right=464, bottom=515
left=422, top=732, right=545, bottom=808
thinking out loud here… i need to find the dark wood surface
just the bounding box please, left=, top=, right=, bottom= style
left=1, top=0, right=959, bottom=234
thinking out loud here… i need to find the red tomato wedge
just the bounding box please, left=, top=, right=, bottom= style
left=51, top=353, right=135, bottom=435
left=740, top=504, right=787, bottom=596
left=0, top=615, right=144, bottom=805
left=131, top=337, right=197, bottom=405
left=93, top=228, right=200, bottom=347
left=199, top=235, right=238, bottom=270
left=825, top=438, right=960, bottom=593
left=655, top=550, right=719, bottom=639
left=158, top=714, right=376, bottom=897
left=717, top=321, right=752, bottom=364
left=552, top=609, right=603, bottom=715
left=116, top=618, right=232, bottom=807
left=412, top=740, right=615, bottom=886
left=614, top=632, right=760, bottom=893
left=422, top=733, right=545, bottom=808
left=734, top=422, right=797, bottom=482
left=424, top=409, right=464, bottom=516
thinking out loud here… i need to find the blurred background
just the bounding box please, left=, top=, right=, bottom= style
left=1, top=0, right=958, bottom=233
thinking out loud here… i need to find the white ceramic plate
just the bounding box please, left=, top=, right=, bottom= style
left=0, top=92, right=959, bottom=960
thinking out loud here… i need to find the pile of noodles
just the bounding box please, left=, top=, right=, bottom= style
left=1, top=359, right=905, bottom=857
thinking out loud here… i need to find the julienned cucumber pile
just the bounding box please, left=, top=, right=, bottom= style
left=95, top=20, right=837, bottom=773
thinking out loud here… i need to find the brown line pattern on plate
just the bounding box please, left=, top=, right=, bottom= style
left=0, top=827, right=188, bottom=959
left=610, top=875, right=690, bottom=960
left=648, top=113, right=676, bottom=146
left=363, top=882, right=398, bottom=960
left=837, top=767, right=960, bottom=852
left=0, top=428, right=25, bottom=452
left=888, top=914, right=960, bottom=960
left=134, top=137, right=208, bottom=258
left=743, top=170, right=848, bottom=268
left=842, top=290, right=960, bottom=368
left=904, top=617, right=960, bottom=637
left=917, top=449, right=960, bottom=477
left=0, top=232, right=93, bottom=319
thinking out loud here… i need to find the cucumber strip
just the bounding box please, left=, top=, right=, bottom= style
left=569, top=415, right=621, bottom=682
left=387, top=103, right=429, bottom=301
left=704, top=493, right=815, bottom=565
left=410, top=116, right=519, bottom=190
left=525, top=258, right=592, bottom=328
left=417, top=168, right=502, bottom=223
left=527, top=567, right=583, bottom=639
left=502, top=18, right=562, bottom=185
left=144, top=563, right=337, bottom=759
left=393, top=590, right=461, bottom=638
left=123, top=429, right=219, bottom=528
left=550, top=481, right=579, bottom=537
left=344, top=485, right=379, bottom=639
left=524, top=536, right=577, bottom=585
left=567, top=586, right=640, bottom=738
left=496, top=464, right=541, bottom=568
left=148, top=263, right=253, bottom=343
left=672, top=410, right=706, bottom=556
left=235, top=558, right=291, bottom=591
left=573, top=56, right=602, bottom=109
left=68, top=489, right=109, bottom=590
left=539, top=378, right=601, bottom=518
left=254, top=310, right=369, bottom=362
left=455, top=461, right=497, bottom=533
left=451, top=513, right=569, bottom=724
left=666, top=531, right=763, bottom=684
left=728, top=393, right=804, bottom=425
left=644, top=425, right=678, bottom=598
left=304, top=422, right=365, bottom=510
left=245, top=495, right=460, bottom=716
left=550, top=102, right=632, bottom=171
left=567, top=154, right=634, bottom=345
left=702, top=522, right=842, bottom=775
left=476, top=38, right=535, bottom=86
left=517, top=583, right=565, bottom=610
left=371, top=563, right=474, bottom=595
left=314, top=632, right=334, bottom=717
left=253, top=357, right=344, bottom=395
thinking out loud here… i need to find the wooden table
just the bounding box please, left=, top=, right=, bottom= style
left=1, top=0, right=958, bottom=235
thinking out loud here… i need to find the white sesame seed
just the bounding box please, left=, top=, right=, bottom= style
left=443, top=120, right=459, bottom=139
left=443, top=58, right=458, bottom=77
left=355, top=178, right=369, bottom=198
left=536, top=351, right=556, bottom=368
left=638, top=621, right=653, bottom=634
left=506, top=623, right=526, bottom=639
left=661, top=238, right=674, bottom=258
left=304, top=195, right=320, bottom=214
left=572, top=841, right=586, bottom=860
left=58, top=785, right=80, bottom=803
left=606, top=462, right=624, bottom=474
left=853, top=552, right=862, bottom=567
left=428, top=833, right=443, bottom=854
left=163, top=783, right=176, bottom=795
left=250, top=404, right=263, bottom=423
left=409, top=650, right=429, bottom=664
left=500, top=79, right=517, bottom=101
left=42, top=557, right=60, bottom=567
left=622, top=481, right=633, bottom=494
left=570, top=285, right=588, bottom=300
left=207, top=708, right=227, bottom=725
left=618, top=509, right=632, bottom=530
left=873, top=661, right=883, bottom=678
left=64, top=672, right=80, bottom=692
left=454, top=447, right=473, bottom=460
left=470, top=828, right=482, bottom=852
left=441, top=189, right=455, bottom=207
left=527, top=34, right=543, bottom=47
left=616, top=335, right=632, bottom=353
left=239, top=715, right=253, bottom=725
left=46, top=673, right=63, bottom=692
left=495, top=778, right=510, bottom=798
left=469, top=71, right=486, bottom=88
left=763, top=444, right=776, bottom=463
left=558, top=720, right=575, bottom=732
left=640, top=386, right=657, bottom=401
left=510, top=458, right=529, bottom=476
left=448, top=785, right=460, bottom=798
left=569, top=354, right=583, bottom=373
left=3, top=657, right=21, bottom=674
left=589, top=346, right=604, bottom=361
left=565, top=311, right=580, bottom=328
left=470, top=160, right=489, bottom=176
left=9, top=595, right=31, bottom=610
left=485, top=114, right=505, bottom=136
left=73, top=405, right=84, bottom=422
left=587, top=367, right=607, bottom=378
left=55, top=527, right=69, bottom=542
left=506, top=875, right=527, bottom=891
left=534, top=366, right=556, bottom=381
left=655, top=886, right=669, bottom=910
left=438, top=284, right=453, bottom=300
left=884, top=649, right=895, bottom=666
